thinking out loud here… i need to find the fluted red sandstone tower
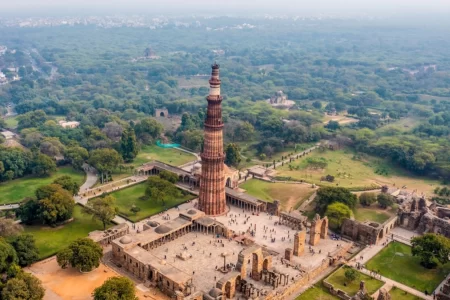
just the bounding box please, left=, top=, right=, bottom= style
left=198, top=63, right=226, bottom=216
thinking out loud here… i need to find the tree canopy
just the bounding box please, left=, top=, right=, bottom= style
left=56, top=238, right=103, bottom=272
left=315, top=187, right=357, bottom=215
left=411, top=233, right=450, bottom=269
left=93, top=276, right=137, bottom=300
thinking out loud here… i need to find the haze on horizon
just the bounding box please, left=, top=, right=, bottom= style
left=1, top=0, right=450, bottom=17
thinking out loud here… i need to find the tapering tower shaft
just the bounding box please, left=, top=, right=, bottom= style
left=198, top=63, right=226, bottom=216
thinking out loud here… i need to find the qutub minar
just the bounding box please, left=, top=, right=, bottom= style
left=198, top=63, right=227, bottom=215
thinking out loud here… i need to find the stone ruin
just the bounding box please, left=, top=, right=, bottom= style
left=309, top=214, right=328, bottom=246
left=269, top=90, right=287, bottom=105
left=397, top=194, right=450, bottom=238
left=377, top=288, right=391, bottom=300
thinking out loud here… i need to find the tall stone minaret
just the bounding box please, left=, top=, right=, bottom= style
left=198, top=63, right=226, bottom=216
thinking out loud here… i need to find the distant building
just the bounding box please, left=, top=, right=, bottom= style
left=269, top=90, right=287, bottom=105
left=58, top=120, right=80, bottom=128
left=1, top=130, right=16, bottom=140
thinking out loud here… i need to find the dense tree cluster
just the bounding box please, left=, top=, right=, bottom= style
left=56, top=238, right=103, bottom=272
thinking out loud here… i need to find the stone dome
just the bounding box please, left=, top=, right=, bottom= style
left=209, top=288, right=223, bottom=298
left=187, top=209, right=197, bottom=215
left=155, top=224, right=172, bottom=234
left=147, top=221, right=159, bottom=227
left=120, top=236, right=132, bottom=244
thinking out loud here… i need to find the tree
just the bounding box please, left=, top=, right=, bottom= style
left=316, top=187, right=357, bottom=215
left=234, top=121, right=255, bottom=141
left=56, top=238, right=103, bottom=272
left=53, top=175, right=80, bottom=195
left=312, top=101, right=322, bottom=109
left=359, top=192, right=377, bottom=207
left=93, top=276, right=137, bottom=300
left=65, top=146, right=89, bottom=170
left=344, top=267, right=360, bottom=283
left=225, top=143, right=242, bottom=167
left=325, top=202, right=352, bottom=230
left=7, top=233, right=39, bottom=267
left=88, top=148, right=123, bottom=183
left=84, top=195, right=118, bottom=230
left=31, top=153, right=57, bottom=176
left=145, top=176, right=180, bottom=205
left=0, top=219, right=23, bottom=237
left=39, top=137, right=65, bottom=157
left=159, top=170, right=178, bottom=183
left=1, top=272, right=45, bottom=300
left=120, top=128, right=139, bottom=162
left=325, top=120, right=340, bottom=131
left=411, top=233, right=450, bottom=269
left=17, top=110, right=48, bottom=130
left=35, top=184, right=75, bottom=225
left=0, top=238, right=18, bottom=273
left=130, top=205, right=141, bottom=216
left=377, top=193, right=394, bottom=209
left=134, top=118, right=163, bottom=144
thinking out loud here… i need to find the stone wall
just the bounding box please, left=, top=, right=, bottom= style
left=341, top=216, right=397, bottom=245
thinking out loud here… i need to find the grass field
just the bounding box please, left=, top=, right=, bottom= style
left=277, top=148, right=440, bottom=194
left=354, top=204, right=395, bottom=223
left=366, top=241, right=450, bottom=293
left=102, top=182, right=196, bottom=222
left=4, top=116, right=18, bottom=128
left=239, top=179, right=316, bottom=210
left=325, top=266, right=384, bottom=296
left=0, top=166, right=85, bottom=204
left=389, top=286, right=423, bottom=300
left=296, top=283, right=339, bottom=300
left=25, top=205, right=106, bottom=259
left=127, top=145, right=196, bottom=167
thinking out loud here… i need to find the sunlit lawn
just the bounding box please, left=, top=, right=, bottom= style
left=130, top=145, right=196, bottom=167
left=296, top=283, right=339, bottom=300
left=325, top=266, right=384, bottom=296
left=389, top=286, right=423, bottom=300
left=366, top=241, right=450, bottom=292
left=239, top=179, right=316, bottom=210
left=0, top=166, right=85, bottom=204
left=354, top=204, right=395, bottom=223
left=277, top=149, right=439, bottom=193
left=25, top=205, right=107, bottom=259
left=102, top=182, right=196, bottom=222
left=4, top=116, right=18, bottom=128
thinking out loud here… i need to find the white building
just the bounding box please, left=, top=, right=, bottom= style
left=58, top=120, right=80, bottom=129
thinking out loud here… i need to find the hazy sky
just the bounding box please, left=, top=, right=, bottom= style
left=2, top=0, right=450, bottom=16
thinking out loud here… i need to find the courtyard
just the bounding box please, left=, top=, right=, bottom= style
left=365, top=241, right=450, bottom=293
left=324, top=266, right=384, bottom=296
left=353, top=204, right=396, bottom=224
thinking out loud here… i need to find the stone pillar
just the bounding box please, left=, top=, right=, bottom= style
left=309, top=214, right=321, bottom=246
left=285, top=248, right=293, bottom=261
left=293, top=231, right=306, bottom=256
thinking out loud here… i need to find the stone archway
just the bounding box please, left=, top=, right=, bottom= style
left=225, top=281, right=232, bottom=298
left=160, top=111, right=165, bottom=117
left=226, top=177, right=231, bottom=187
left=320, top=217, right=328, bottom=239
left=263, top=258, right=270, bottom=271
left=236, top=246, right=264, bottom=281
left=379, top=229, right=384, bottom=240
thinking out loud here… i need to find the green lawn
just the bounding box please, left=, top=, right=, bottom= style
left=389, top=286, right=423, bottom=300
left=4, top=117, right=18, bottom=128
left=130, top=145, right=196, bottom=167
left=296, top=283, right=339, bottom=300
left=25, top=205, right=106, bottom=259
left=101, top=182, right=196, bottom=222
left=354, top=205, right=394, bottom=223
left=277, top=148, right=440, bottom=194
left=366, top=241, right=450, bottom=293
left=0, top=166, right=85, bottom=204
left=325, top=266, right=384, bottom=296
left=239, top=179, right=316, bottom=210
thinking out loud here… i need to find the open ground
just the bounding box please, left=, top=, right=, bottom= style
left=353, top=204, right=396, bottom=224
left=365, top=241, right=450, bottom=293
left=239, top=179, right=316, bottom=210
left=389, top=286, right=424, bottom=300
left=276, top=149, right=439, bottom=194
left=27, top=257, right=168, bottom=300
left=295, top=283, right=339, bottom=300
left=0, top=166, right=85, bottom=204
